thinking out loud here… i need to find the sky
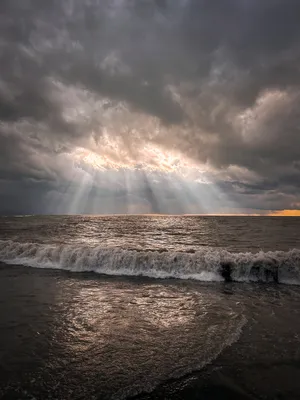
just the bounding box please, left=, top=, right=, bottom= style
left=1, top=0, right=300, bottom=215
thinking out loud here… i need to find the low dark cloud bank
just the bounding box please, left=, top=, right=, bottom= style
left=1, top=0, right=300, bottom=214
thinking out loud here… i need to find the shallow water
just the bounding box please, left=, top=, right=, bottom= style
left=0, top=265, right=300, bottom=399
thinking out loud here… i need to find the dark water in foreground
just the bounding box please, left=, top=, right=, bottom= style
left=0, top=216, right=300, bottom=399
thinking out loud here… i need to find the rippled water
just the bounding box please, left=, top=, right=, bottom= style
left=1, top=215, right=300, bottom=252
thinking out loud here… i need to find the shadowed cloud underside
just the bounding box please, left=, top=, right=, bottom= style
left=0, top=0, right=300, bottom=214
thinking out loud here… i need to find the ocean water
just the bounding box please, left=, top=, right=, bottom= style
left=0, top=216, right=300, bottom=399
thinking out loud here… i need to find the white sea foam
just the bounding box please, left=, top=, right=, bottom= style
left=0, top=240, right=299, bottom=284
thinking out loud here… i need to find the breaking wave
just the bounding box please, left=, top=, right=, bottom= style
left=0, top=240, right=300, bottom=285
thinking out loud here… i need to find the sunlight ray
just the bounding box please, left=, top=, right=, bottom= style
left=67, top=169, right=95, bottom=214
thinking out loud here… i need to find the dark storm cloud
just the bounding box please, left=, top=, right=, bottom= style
left=1, top=0, right=300, bottom=213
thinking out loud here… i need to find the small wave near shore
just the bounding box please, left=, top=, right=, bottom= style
left=0, top=240, right=299, bottom=285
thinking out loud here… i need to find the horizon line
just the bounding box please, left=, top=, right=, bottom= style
left=1, top=211, right=300, bottom=217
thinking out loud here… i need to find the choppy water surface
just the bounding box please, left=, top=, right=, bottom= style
left=0, top=216, right=300, bottom=399
left=1, top=216, right=300, bottom=284
left=1, top=215, right=300, bottom=252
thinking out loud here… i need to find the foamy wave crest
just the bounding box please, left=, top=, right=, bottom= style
left=0, top=240, right=300, bottom=284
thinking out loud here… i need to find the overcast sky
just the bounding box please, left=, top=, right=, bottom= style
left=1, top=0, right=300, bottom=215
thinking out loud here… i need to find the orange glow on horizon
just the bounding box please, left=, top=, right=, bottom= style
left=269, top=210, right=300, bottom=216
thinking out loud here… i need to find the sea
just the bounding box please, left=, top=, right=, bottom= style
left=0, top=215, right=300, bottom=400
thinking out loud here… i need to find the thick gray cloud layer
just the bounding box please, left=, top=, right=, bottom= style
left=1, top=0, right=300, bottom=214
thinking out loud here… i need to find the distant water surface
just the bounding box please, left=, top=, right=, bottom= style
left=1, top=215, right=300, bottom=252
